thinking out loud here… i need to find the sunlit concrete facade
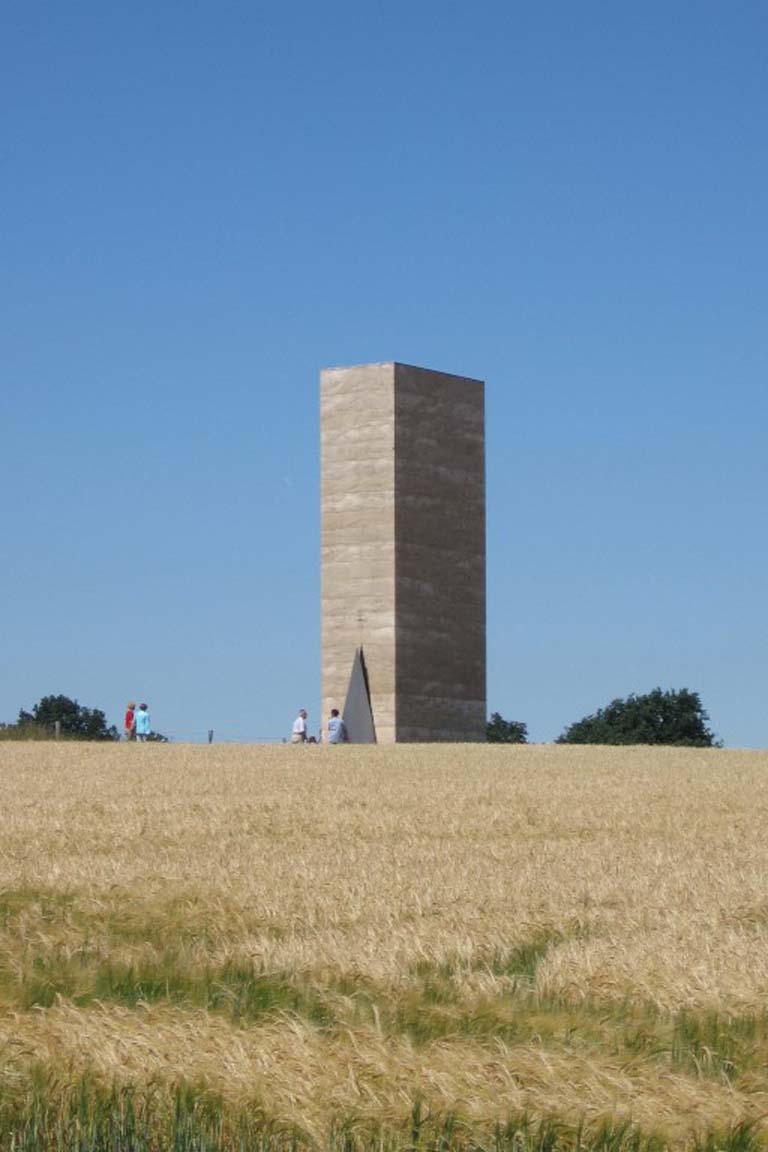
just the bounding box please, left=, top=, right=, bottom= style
left=321, top=362, right=485, bottom=742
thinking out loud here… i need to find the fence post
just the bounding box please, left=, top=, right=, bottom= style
left=54, top=721, right=61, bottom=741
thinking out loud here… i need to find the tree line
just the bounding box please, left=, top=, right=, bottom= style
left=0, top=696, right=167, bottom=742
left=2, top=688, right=720, bottom=747
left=487, top=687, right=721, bottom=746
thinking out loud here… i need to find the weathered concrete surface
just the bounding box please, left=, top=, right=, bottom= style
left=393, top=364, right=485, bottom=741
left=321, top=364, right=397, bottom=744
left=321, top=362, right=485, bottom=743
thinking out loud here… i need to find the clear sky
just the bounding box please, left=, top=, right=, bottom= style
left=2, top=1, right=766, bottom=745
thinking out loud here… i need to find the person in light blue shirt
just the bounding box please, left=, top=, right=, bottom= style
left=326, top=709, right=347, bottom=744
left=135, top=703, right=151, bottom=742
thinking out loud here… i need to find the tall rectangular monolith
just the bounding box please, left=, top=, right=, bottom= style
left=321, top=362, right=485, bottom=742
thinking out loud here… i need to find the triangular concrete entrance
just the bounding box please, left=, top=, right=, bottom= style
left=343, top=647, right=377, bottom=744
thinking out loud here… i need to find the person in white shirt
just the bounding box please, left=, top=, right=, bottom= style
left=291, top=709, right=308, bottom=743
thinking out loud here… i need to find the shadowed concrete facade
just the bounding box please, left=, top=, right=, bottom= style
left=321, top=362, right=485, bottom=743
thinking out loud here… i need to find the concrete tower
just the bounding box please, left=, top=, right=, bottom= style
left=321, top=362, right=485, bottom=743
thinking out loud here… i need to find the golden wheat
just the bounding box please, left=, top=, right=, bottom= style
left=1, top=741, right=768, bottom=1145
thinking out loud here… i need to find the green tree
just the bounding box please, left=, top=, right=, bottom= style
left=486, top=712, right=528, bottom=743
left=16, top=695, right=119, bottom=741
left=556, top=688, right=721, bottom=747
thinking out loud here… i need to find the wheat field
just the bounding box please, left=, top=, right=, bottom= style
left=1, top=741, right=768, bottom=1149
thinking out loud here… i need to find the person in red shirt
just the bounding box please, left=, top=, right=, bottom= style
left=124, top=702, right=136, bottom=741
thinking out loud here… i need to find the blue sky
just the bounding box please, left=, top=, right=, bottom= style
left=2, top=1, right=766, bottom=745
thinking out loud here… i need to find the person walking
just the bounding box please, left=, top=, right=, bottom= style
left=135, top=703, right=151, bottom=742
left=327, top=708, right=348, bottom=744
left=124, top=701, right=136, bottom=741
left=291, top=709, right=308, bottom=744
